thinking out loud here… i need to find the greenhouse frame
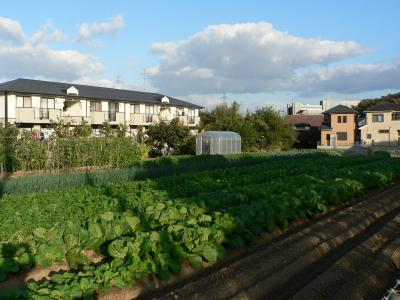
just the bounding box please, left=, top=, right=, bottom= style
left=196, top=131, right=241, bottom=155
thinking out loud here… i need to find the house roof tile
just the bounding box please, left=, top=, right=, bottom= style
left=0, top=78, right=203, bottom=108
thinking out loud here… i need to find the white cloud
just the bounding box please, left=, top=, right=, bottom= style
left=149, top=22, right=368, bottom=95
left=0, top=17, right=105, bottom=82
left=31, top=21, right=65, bottom=45
left=291, top=60, right=400, bottom=96
left=0, top=16, right=25, bottom=43
left=0, top=44, right=104, bottom=81
left=78, top=14, right=125, bottom=47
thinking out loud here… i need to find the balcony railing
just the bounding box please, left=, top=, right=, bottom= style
left=109, top=111, right=117, bottom=122
left=145, top=114, right=153, bottom=123
left=39, top=108, right=49, bottom=119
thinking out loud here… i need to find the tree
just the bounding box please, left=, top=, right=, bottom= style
left=200, top=102, right=296, bottom=151
left=73, top=121, right=92, bottom=138
left=200, top=101, right=257, bottom=151
left=136, top=126, right=145, bottom=144
left=146, top=118, right=193, bottom=155
left=99, top=121, right=113, bottom=137
left=353, top=92, right=400, bottom=116
left=249, top=107, right=297, bottom=150
left=116, top=123, right=128, bottom=138
left=51, top=118, right=73, bottom=138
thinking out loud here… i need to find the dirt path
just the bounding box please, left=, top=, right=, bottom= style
left=137, top=183, right=400, bottom=300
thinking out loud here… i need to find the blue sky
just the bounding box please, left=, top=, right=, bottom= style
left=0, top=0, right=399, bottom=110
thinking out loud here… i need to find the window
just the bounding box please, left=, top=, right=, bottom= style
left=337, top=116, right=348, bottom=123
left=145, top=105, right=154, bottom=122
left=367, top=134, right=371, bottom=139
left=41, top=98, right=55, bottom=109
left=90, top=101, right=102, bottom=112
left=379, top=129, right=390, bottom=134
left=372, top=114, right=384, bottom=122
left=177, top=108, right=185, bottom=116
left=337, top=116, right=342, bottom=123
left=145, top=105, right=154, bottom=115
left=343, top=116, right=347, bottom=123
left=131, top=104, right=140, bottom=114
left=337, top=132, right=347, bottom=141
left=17, top=96, right=32, bottom=108
left=392, top=112, right=400, bottom=121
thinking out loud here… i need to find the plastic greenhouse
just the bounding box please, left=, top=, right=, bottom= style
left=196, top=131, right=241, bottom=155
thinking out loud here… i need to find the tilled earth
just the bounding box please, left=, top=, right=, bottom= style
left=135, top=183, right=400, bottom=300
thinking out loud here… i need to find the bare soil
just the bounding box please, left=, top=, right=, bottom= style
left=135, top=183, right=400, bottom=300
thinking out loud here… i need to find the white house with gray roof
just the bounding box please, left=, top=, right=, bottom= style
left=0, top=78, right=202, bottom=136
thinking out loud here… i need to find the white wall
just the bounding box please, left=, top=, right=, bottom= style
left=86, top=100, right=91, bottom=117
left=0, top=95, right=4, bottom=118
left=55, top=98, right=64, bottom=110
left=102, top=101, right=108, bottom=112
left=119, top=103, right=125, bottom=113
left=32, top=96, right=40, bottom=108
left=80, top=100, right=86, bottom=117
left=7, top=94, right=16, bottom=118
left=125, top=103, right=130, bottom=122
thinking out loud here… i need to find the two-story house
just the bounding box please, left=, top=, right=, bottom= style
left=319, top=105, right=357, bottom=148
left=0, top=78, right=202, bottom=136
left=359, top=103, right=400, bottom=146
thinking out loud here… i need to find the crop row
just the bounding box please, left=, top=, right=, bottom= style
left=0, top=153, right=399, bottom=299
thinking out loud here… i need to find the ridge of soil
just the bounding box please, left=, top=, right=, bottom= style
left=135, top=183, right=400, bottom=300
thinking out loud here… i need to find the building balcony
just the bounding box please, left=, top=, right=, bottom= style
left=16, top=107, right=62, bottom=124
left=89, top=111, right=125, bottom=125
left=109, top=112, right=125, bottom=124
left=177, top=115, right=200, bottom=126
left=130, top=113, right=160, bottom=126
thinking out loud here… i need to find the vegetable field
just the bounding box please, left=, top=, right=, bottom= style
left=0, top=152, right=400, bottom=299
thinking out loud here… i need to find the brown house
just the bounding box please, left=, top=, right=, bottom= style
left=286, top=114, right=323, bottom=148
left=319, top=105, right=357, bottom=148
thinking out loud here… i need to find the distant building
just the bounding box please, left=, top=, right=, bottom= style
left=287, top=102, right=325, bottom=115
left=286, top=114, right=323, bottom=148
left=319, top=105, right=358, bottom=148
left=359, top=103, right=400, bottom=146
left=287, top=99, right=360, bottom=115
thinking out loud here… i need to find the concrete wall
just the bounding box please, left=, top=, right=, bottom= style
left=360, top=111, right=400, bottom=145
left=0, top=94, right=4, bottom=119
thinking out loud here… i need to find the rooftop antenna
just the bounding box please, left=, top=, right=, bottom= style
left=222, top=92, right=227, bottom=103
left=141, top=68, right=147, bottom=91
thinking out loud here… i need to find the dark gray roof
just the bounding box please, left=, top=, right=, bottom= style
left=0, top=78, right=202, bottom=109
left=366, top=103, right=400, bottom=112
left=323, top=104, right=356, bottom=114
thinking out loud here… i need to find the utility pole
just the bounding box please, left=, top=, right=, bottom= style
left=222, top=92, right=227, bottom=103
left=141, top=69, right=147, bottom=91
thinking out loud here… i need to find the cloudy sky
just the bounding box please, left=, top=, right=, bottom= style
left=0, top=0, right=399, bottom=110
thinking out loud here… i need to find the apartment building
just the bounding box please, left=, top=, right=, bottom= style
left=359, top=103, right=400, bottom=146
left=0, top=78, right=202, bottom=136
left=319, top=105, right=357, bottom=148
